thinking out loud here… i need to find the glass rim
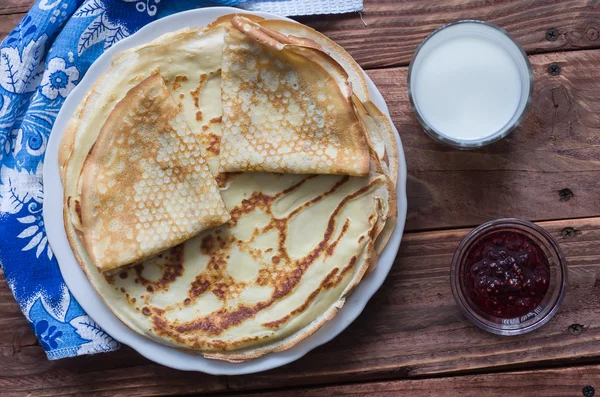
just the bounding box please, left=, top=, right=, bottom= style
left=407, top=20, right=534, bottom=149
left=450, top=218, right=568, bottom=336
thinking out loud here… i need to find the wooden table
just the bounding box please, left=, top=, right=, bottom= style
left=2, top=1, right=600, bottom=395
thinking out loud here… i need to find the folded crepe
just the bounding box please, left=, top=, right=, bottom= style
left=259, top=19, right=370, bottom=103
left=78, top=74, right=230, bottom=273
left=60, top=15, right=399, bottom=361
left=219, top=16, right=370, bottom=177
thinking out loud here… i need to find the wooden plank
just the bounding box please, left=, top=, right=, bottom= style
left=2, top=1, right=600, bottom=68
left=368, top=48, right=600, bottom=231
left=0, top=13, right=23, bottom=42
left=298, top=0, right=600, bottom=68
left=2, top=217, right=600, bottom=395
left=247, top=365, right=600, bottom=397
left=0, top=0, right=33, bottom=16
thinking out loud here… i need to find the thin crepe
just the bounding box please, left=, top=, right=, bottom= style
left=219, top=16, right=370, bottom=176
left=255, top=19, right=399, bottom=186
left=60, top=14, right=399, bottom=361
left=259, top=19, right=370, bottom=103
left=79, top=74, right=230, bottom=273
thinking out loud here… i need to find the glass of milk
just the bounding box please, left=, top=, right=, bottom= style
left=408, top=20, right=533, bottom=149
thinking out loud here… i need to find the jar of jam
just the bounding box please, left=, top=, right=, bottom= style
left=451, top=218, right=567, bottom=335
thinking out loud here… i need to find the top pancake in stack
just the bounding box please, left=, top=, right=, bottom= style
left=219, top=17, right=370, bottom=176
left=78, top=74, right=230, bottom=273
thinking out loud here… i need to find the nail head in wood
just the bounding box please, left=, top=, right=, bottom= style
left=582, top=385, right=595, bottom=397
left=569, top=324, right=584, bottom=335
left=587, top=28, right=599, bottom=41
left=559, top=188, right=573, bottom=201
left=562, top=227, right=575, bottom=238
left=548, top=63, right=561, bottom=76
left=546, top=28, right=558, bottom=41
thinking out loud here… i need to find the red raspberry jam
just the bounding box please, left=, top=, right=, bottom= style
left=465, top=231, right=550, bottom=319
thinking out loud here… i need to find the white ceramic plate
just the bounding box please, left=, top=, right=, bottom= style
left=43, top=7, right=407, bottom=375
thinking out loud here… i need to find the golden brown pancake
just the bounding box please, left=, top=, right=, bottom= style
left=257, top=19, right=399, bottom=187
left=259, top=19, right=370, bottom=103
left=78, top=74, right=229, bottom=273
left=219, top=16, right=370, bottom=177
left=60, top=14, right=400, bottom=361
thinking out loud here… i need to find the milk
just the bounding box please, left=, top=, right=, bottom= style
left=409, top=22, right=531, bottom=146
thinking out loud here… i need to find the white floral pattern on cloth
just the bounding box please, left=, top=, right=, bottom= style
left=0, top=0, right=362, bottom=360
left=0, top=163, right=53, bottom=260
left=74, top=0, right=130, bottom=55
left=0, top=0, right=165, bottom=360
left=0, top=34, right=47, bottom=94
left=40, top=57, right=79, bottom=100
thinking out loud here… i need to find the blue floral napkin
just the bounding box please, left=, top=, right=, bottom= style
left=0, top=0, right=363, bottom=360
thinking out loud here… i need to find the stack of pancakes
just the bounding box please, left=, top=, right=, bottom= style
left=59, top=15, right=398, bottom=361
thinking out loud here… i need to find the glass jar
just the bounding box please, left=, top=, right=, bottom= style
left=450, top=218, right=567, bottom=335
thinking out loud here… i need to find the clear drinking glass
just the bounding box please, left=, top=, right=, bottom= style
left=408, top=20, right=534, bottom=149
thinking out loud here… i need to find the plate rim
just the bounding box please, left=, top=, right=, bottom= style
left=43, top=6, right=408, bottom=375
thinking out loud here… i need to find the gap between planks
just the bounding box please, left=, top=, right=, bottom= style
left=403, top=213, right=600, bottom=235
left=235, top=362, right=600, bottom=397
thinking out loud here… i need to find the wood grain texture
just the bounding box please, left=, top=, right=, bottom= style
left=0, top=0, right=32, bottom=16
left=2, top=217, right=600, bottom=395
left=0, top=13, right=23, bottom=41
left=369, top=49, right=600, bottom=231
left=2, top=1, right=600, bottom=68
left=247, top=365, right=600, bottom=397
left=303, top=0, right=600, bottom=68
left=300, top=0, right=600, bottom=68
